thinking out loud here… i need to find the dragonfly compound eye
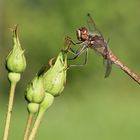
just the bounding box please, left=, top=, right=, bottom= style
left=76, top=27, right=89, bottom=41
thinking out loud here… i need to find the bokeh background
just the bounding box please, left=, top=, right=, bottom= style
left=1, top=0, right=140, bottom=140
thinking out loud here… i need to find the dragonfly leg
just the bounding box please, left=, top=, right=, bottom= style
left=68, top=45, right=87, bottom=60
left=63, top=36, right=82, bottom=55
left=68, top=48, right=88, bottom=67
left=68, top=37, right=82, bottom=45
left=68, top=47, right=77, bottom=55
left=84, top=48, right=88, bottom=65
left=67, top=41, right=84, bottom=55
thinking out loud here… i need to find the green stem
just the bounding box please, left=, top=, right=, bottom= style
left=28, top=108, right=45, bottom=140
left=23, top=113, right=34, bottom=140
left=3, top=82, right=17, bottom=140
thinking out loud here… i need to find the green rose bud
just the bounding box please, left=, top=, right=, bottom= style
left=43, top=51, right=67, bottom=96
left=25, top=75, right=45, bottom=103
left=27, top=103, right=40, bottom=113
left=6, top=25, right=26, bottom=73
left=40, top=92, right=54, bottom=111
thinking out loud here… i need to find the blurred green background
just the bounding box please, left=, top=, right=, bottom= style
left=1, top=0, right=140, bottom=140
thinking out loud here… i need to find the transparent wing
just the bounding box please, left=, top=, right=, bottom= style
left=104, top=59, right=112, bottom=78
left=86, top=13, right=103, bottom=37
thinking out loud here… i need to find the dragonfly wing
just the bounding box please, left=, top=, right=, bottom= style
left=86, top=13, right=103, bottom=37
left=104, top=59, right=112, bottom=78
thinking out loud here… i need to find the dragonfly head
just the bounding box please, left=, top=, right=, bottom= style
left=76, top=27, right=89, bottom=41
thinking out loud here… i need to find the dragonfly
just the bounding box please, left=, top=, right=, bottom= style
left=66, top=13, right=140, bottom=85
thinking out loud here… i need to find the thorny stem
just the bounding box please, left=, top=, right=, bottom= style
left=3, top=82, right=17, bottom=140
left=28, top=108, right=45, bottom=140
left=23, top=113, right=34, bottom=140
left=108, top=49, right=140, bottom=85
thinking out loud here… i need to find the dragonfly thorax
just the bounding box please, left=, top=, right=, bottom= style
left=76, top=27, right=89, bottom=41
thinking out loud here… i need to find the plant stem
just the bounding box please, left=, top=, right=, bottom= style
left=3, top=82, right=17, bottom=140
left=23, top=113, right=34, bottom=140
left=28, top=109, right=45, bottom=140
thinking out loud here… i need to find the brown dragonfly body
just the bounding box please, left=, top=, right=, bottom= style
left=108, top=49, right=140, bottom=84
left=67, top=14, right=140, bottom=85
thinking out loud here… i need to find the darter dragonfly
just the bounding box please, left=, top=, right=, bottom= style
left=65, top=13, right=140, bottom=84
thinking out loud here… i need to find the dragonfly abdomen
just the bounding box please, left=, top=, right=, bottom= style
left=108, top=49, right=140, bottom=85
